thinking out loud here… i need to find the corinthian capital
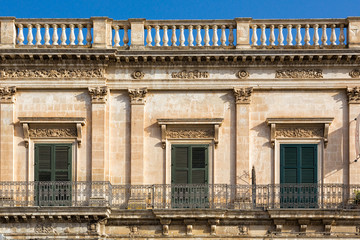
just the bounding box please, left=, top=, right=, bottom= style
left=233, top=87, right=253, bottom=104
left=128, top=88, right=147, bottom=105
left=0, top=86, right=16, bottom=103
left=88, top=86, right=109, bottom=103
left=347, top=87, right=360, bottom=104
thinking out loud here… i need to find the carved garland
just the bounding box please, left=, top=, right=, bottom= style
left=0, top=69, right=104, bottom=78
left=275, top=127, right=323, bottom=138
left=275, top=69, right=323, bottom=79
left=166, top=129, right=214, bottom=139
left=171, top=70, right=209, bottom=79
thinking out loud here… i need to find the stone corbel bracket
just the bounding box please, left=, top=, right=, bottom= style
left=19, top=117, right=86, bottom=148
left=266, top=118, right=334, bottom=148
left=157, top=118, right=224, bottom=149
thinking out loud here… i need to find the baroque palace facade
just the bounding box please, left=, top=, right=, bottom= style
left=0, top=16, right=360, bottom=239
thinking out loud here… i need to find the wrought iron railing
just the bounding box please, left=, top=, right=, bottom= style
left=0, top=182, right=359, bottom=209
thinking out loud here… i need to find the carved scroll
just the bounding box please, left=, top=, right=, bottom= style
left=166, top=128, right=214, bottom=139
left=171, top=70, right=209, bottom=79
left=275, top=69, right=323, bottom=79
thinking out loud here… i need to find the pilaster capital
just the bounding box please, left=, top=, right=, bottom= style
left=347, top=87, right=360, bottom=104
left=88, top=86, right=108, bottom=103
left=233, top=87, right=253, bottom=104
left=128, top=88, right=147, bottom=105
left=0, top=86, right=16, bottom=103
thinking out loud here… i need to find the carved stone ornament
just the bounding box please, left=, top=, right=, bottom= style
left=0, top=86, right=16, bottom=103
left=166, top=128, right=214, bottom=139
left=0, top=68, right=104, bottom=78
left=35, top=223, right=57, bottom=234
left=171, top=70, right=209, bottom=79
left=233, top=87, right=253, bottom=104
left=28, top=127, right=77, bottom=138
left=275, top=69, right=323, bottom=79
left=239, top=225, right=249, bottom=235
left=236, top=70, right=250, bottom=79
left=347, top=87, right=360, bottom=103
left=88, top=86, right=108, bottom=103
left=128, top=88, right=147, bottom=104
left=275, top=127, right=323, bottom=138
left=131, top=70, right=145, bottom=79
left=349, top=69, right=360, bottom=78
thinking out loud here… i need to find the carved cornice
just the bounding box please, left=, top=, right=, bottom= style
left=347, top=87, right=360, bottom=103
left=131, top=70, right=145, bottom=79
left=0, top=86, right=16, bottom=103
left=275, top=69, right=323, bottom=79
left=171, top=70, right=209, bottom=79
left=349, top=69, right=360, bottom=78
left=128, top=88, right=147, bottom=105
left=88, top=86, right=109, bottom=103
left=236, top=70, right=249, bottom=79
left=233, top=87, right=253, bottom=104
left=0, top=69, right=104, bottom=78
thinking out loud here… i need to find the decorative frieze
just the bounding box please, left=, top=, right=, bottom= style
left=233, top=87, right=253, bottom=104
left=0, top=69, right=104, bottom=78
left=131, top=70, right=145, bottom=79
left=275, top=69, right=323, bottom=79
left=35, top=223, right=57, bottom=234
left=88, top=86, right=108, bottom=103
left=28, top=127, right=77, bottom=138
left=171, top=70, right=209, bottom=79
left=128, top=88, right=147, bottom=104
left=0, top=86, right=16, bottom=103
left=347, top=87, right=360, bottom=103
left=236, top=70, right=250, bottom=79
left=166, top=128, right=214, bottom=139
left=349, top=69, right=360, bottom=78
left=275, top=126, right=323, bottom=138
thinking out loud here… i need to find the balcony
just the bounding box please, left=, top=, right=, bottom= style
left=0, top=182, right=359, bottom=209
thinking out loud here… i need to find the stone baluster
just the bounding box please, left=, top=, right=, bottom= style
left=330, top=24, right=337, bottom=45
left=113, top=25, right=120, bottom=47
left=278, top=24, right=284, bottom=46
left=212, top=25, right=218, bottom=46
left=179, top=25, right=185, bottom=46
left=269, top=25, right=275, bottom=46
left=286, top=24, right=293, bottom=46
left=220, top=25, right=226, bottom=46
left=304, top=24, right=310, bottom=46
left=60, top=24, right=67, bottom=45
left=321, top=24, right=328, bottom=46
left=204, top=25, right=210, bottom=46
left=35, top=24, right=41, bottom=45
left=27, top=24, right=33, bottom=45
left=17, top=24, right=24, bottom=45
left=162, top=26, right=169, bottom=46
left=260, top=24, right=266, bottom=46
left=228, top=25, right=234, bottom=46
left=146, top=26, right=152, bottom=46
left=171, top=25, right=177, bottom=46
left=52, top=24, right=59, bottom=45
left=339, top=24, right=345, bottom=46
left=123, top=25, right=129, bottom=47
left=196, top=25, right=202, bottom=46
left=251, top=25, right=258, bottom=46
left=188, top=25, right=194, bottom=46
left=44, top=24, right=50, bottom=45
left=69, top=24, right=76, bottom=45
left=78, top=24, right=84, bottom=46
left=86, top=24, right=92, bottom=46
left=296, top=24, right=302, bottom=46
left=155, top=25, right=161, bottom=46
left=313, top=24, right=319, bottom=46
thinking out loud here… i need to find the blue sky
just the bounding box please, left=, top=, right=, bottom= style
left=1, top=0, right=359, bottom=19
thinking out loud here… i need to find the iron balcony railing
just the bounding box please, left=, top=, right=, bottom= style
left=0, top=182, right=359, bottom=209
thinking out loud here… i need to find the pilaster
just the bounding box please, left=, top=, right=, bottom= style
left=89, top=86, right=109, bottom=182
left=347, top=17, right=360, bottom=48
left=129, top=88, right=147, bottom=184
left=129, top=19, right=145, bottom=50
left=234, top=18, right=252, bottom=49
left=0, top=17, right=16, bottom=48
left=233, top=87, right=253, bottom=185
left=0, top=86, right=16, bottom=181
left=90, top=17, right=112, bottom=48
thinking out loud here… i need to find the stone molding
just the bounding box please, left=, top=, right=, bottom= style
left=266, top=118, right=334, bottom=148
left=275, top=69, right=323, bottom=79
left=88, top=86, right=109, bottom=103
left=0, top=68, right=104, bottom=78
left=157, top=118, right=223, bottom=148
left=236, top=70, right=250, bottom=79
left=347, top=87, right=360, bottom=103
left=349, top=69, right=360, bottom=78
left=19, top=117, right=86, bottom=147
left=233, top=87, right=253, bottom=104
left=128, top=88, right=147, bottom=105
left=171, top=70, right=209, bottom=79
left=131, top=70, right=145, bottom=79
left=0, top=86, right=16, bottom=103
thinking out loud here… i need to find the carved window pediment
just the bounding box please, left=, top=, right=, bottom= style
left=266, top=118, right=334, bottom=148
left=157, top=118, right=223, bottom=148
left=19, top=117, right=86, bottom=147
